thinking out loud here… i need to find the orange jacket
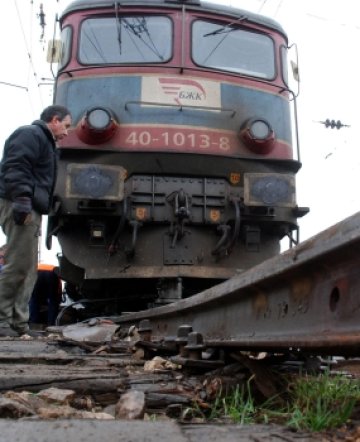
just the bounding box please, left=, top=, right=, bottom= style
left=38, top=263, right=56, bottom=272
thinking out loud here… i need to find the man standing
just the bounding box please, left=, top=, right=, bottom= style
left=0, top=105, right=71, bottom=337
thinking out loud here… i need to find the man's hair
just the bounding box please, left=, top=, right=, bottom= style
left=40, top=105, right=70, bottom=123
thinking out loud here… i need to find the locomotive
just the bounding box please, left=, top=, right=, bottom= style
left=48, top=0, right=308, bottom=309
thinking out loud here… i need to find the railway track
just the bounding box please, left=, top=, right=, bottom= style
left=0, top=331, right=345, bottom=441
left=115, top=210, right=360, bottom=356
left=1, top=211, right=360, bottom=440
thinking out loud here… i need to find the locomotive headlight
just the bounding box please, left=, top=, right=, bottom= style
left=76, top=107, right=118, bottom=145
left=66, top=163, right=127, bottom=200
left=240, top=118, right=275, bottom=154
left=87, top=107, right=112, bottom=130
left=244, top=173, right=296, bottom=207
left=249, top=120, right=271, bottom=139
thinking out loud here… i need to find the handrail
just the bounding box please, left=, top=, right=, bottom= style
left=124, top=100, right=236, bottom=117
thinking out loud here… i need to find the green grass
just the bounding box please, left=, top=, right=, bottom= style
left=203, top=371, right=360, bottom=432
left=286, top=373, right=360, bottom=431
left=208, top=379, right=257, bottom=424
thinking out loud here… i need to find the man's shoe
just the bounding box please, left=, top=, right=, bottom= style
left=0, top=327, right=19, bottom=337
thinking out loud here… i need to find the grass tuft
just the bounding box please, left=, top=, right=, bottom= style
left=286, top=372, right=360, bottom=431
left=203, top=370, right=360, bottom=432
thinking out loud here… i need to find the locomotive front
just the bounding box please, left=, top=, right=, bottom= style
left=49, top=0, right=307, bottom=306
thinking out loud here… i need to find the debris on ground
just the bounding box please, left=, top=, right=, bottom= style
left=144, top=356, right=180, bottom=373
left=0, top=329, right=358, bottom=441
left=60, top=319, right=119, bottom=343
left=115, top=390, right=146, bottom=419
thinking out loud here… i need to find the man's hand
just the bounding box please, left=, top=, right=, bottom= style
left=12, top=196, right=32, bottom=225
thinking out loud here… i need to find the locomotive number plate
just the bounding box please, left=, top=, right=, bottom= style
left=121, top=126, right=236, bottom=154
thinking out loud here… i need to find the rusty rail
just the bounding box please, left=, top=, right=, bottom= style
left=117, top=211, right=360, bottom=355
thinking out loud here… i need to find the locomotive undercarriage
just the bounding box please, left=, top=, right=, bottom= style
left=57, top=219, right=287, bottom=311
left=51, top=161, right=304, bottom=310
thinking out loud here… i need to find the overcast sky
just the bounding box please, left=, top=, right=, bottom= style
left=0, top=0, right=359, bottom=262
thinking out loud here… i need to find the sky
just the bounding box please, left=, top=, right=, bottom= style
left=0, top=0, right=359, bottom=263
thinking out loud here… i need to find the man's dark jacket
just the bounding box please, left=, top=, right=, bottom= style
left=0, top=120, right=57, bottom=214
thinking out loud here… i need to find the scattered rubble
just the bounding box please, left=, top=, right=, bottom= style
left=144, top=356, right=180, bottom=373
left=60, top=319, right=119, bottom=343
left=0, top=396, right=35, bottom=418
left=37, top=387, right=76, bottom=405
left=0, top=320, right=358, bottom=442
left=115, top=390, right=146, bottom=419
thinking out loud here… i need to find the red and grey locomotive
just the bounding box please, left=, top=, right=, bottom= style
left=48, top=0, right=307, bottom=308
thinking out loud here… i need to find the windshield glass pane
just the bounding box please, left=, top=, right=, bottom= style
left=59, top=26, right=72, bottom=69
left=192, top=20, right=275, bottom=79
left=79, top=16, right=172, bottom=64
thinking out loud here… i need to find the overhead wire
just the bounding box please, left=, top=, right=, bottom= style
left=273, top=0, right=283, bottom=18
left=14, top=0, right=44, bottom=110
left=27, top=0, right=37, bottom=115
left=257, top=0, right=268, bottom=13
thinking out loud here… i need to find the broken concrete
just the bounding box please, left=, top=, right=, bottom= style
left=115, top=390, right=146, bottom=419
left=61, top=322, right=119, bottom=343
left=37, top=387, right=76, bottom=405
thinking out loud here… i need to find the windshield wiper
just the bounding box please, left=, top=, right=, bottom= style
left=123, top=17, right=164, bottom=61
left=204, top=27, right=237, bottom=37
left=203, top=15, right=248, bottom=37
left=115, top=2, right=122, bottom=54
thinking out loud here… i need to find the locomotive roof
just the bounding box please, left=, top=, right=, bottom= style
left=61, top=0, right=288, bottom=39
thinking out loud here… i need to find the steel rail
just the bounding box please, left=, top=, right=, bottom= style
left=117, top=211, right=360, bottom=355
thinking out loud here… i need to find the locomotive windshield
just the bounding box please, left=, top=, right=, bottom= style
left=192, top=20, right=275, bottom=79
left=79, top=16, right=172, bottom=64
left=59, top=26, right=72, bottom=69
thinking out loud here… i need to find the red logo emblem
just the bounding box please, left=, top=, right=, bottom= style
left=159, top=78, right=206, bottom=105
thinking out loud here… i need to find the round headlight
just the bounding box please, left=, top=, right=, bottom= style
left=240, top=118, right=275, bottom=154
left=86, top=107, right=112, bottom=130
left=76, top=107, right=118, bottom=145
left=249, top=120, right=271, bottom=140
